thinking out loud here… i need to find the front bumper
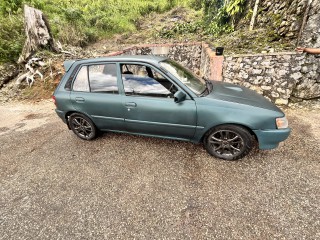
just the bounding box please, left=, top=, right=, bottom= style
left=253, top=128, right=291, bottom=150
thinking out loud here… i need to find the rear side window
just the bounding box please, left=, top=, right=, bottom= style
left=72, top=63, right=119, bottom=93
left=88, top=64, right=118, bottom=93
left=73, top=66, right=89, bottom=92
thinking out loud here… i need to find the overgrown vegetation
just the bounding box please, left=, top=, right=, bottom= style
left=0, top=0, right=291, bottom=63
left=196, top=0, right=246, bottom=35
left=0, top=0, right=194, bottom=63
left=157, top=20, right=203, bottom=39
left=0, top=13, right=24, bottom=63
left=157, top=0, right=248, bottom=39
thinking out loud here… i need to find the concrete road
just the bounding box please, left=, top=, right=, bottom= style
left=0, top=101, right=319, bottom=239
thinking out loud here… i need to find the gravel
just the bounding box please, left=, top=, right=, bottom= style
left=0, top=101, right=319, bottom=239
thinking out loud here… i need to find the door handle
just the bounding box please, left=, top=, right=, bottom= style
left=75, top=97, right=85, bottom=103
left=125, top=102, right=137, bottom=107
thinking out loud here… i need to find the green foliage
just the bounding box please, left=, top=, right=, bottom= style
left=0, top=14, right=24, bottom=63
left=226, top=0, right=246, bottom=17
left=0, top=0, right=195, bottom=62
left=158, top=21, right=203, bottom=38
left=203, top=0, right=247, bottom=36
left=0, top=0, right=23, bottom=15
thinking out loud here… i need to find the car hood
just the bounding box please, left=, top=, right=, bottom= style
left=206, top=81, right=282, bottom=112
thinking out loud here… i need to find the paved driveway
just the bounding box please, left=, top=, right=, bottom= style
left=0, top=101, right=319, bottom=239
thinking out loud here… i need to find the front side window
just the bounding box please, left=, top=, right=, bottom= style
left=121, top=64, right=177, bottom=98
left=159, top=59, right=206, bottom=95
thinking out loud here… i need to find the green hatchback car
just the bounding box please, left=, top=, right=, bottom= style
left=53, top=55, right=290, bottom=160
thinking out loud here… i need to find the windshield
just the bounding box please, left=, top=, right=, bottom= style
left=159, top=59, right=206, bottom=95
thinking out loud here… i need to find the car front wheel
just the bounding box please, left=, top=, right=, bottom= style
left=69, top=113, right=97, bottom=140
left=204, top=125, right=254, bottom=160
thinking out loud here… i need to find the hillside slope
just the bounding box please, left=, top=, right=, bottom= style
left=1, top=0, right=319, bottom=102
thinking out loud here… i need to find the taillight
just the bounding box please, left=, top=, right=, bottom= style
left=52, top=95, right=57, bottom=106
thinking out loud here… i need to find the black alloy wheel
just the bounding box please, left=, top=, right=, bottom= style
left=204, top=125, right=254, bottom=160
left=69, top=113, right=97, bottom=140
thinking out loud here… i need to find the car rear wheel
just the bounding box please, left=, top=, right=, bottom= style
left=69, top=113, right=97, bottom=140
left=204, top=125, right=254, bottom=160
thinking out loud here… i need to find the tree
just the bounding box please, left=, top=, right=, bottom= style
left=249, top=0, right=260, bottom=30
left=18, top=5, right=59, bottom=63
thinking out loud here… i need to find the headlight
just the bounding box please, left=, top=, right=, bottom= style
left=276, top=117, right=288, bottom=129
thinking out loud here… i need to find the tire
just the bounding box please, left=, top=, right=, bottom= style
left=69, top=113, right=97, bottom=140
left=204, top=125, right=254, bottom=160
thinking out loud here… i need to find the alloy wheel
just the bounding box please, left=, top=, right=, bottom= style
left=208, top=130, right=245, bottom=158
left=71, top=116, right=94, bottom=139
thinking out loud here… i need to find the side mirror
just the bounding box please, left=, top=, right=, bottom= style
left=174, top=91, right=186, bottom=103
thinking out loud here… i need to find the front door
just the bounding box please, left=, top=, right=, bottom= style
left=120, top=63, right=197, bottom=140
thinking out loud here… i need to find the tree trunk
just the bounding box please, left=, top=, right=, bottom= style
left=249, top=0, right=260, bottom=31
left=18, top=5, right=59, bottom=63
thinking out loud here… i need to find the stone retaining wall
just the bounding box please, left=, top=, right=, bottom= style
left=106, top=42, right=319, bottom=105
left=254, top=0, right=308, bottom=39
left=300, top=0, right=320, bottom=47
left=106, top=42, right=223, bottom=81
left=106, top=42, right=202, bottom=74
left=223, top=53, right=320, bottom=105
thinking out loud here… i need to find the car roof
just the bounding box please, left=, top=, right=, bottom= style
left=73, top=55, right=168, bottom=65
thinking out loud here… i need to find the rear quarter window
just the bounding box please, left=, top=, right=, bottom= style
left=73, top=66, right=90, bottom=92
left=64, top=65, right=80, bottom=90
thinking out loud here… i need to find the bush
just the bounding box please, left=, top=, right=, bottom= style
left=202, top=0, right=246, bottom=36
left=0, top=14, right=24, bottom=63
left=158, top=21, right=203, bottom=38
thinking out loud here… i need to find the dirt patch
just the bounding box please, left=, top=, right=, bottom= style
left=0, top=100, right=55, bottom=135
left=0, top=127, right=10, bottom=133
left=24, top=113, right=44, bottom=120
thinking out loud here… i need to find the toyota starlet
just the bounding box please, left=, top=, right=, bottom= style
left=53, top=55, right=290, bottom=160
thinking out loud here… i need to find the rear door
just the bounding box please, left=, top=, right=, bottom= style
left=70, top=62, right=125, bottom=130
